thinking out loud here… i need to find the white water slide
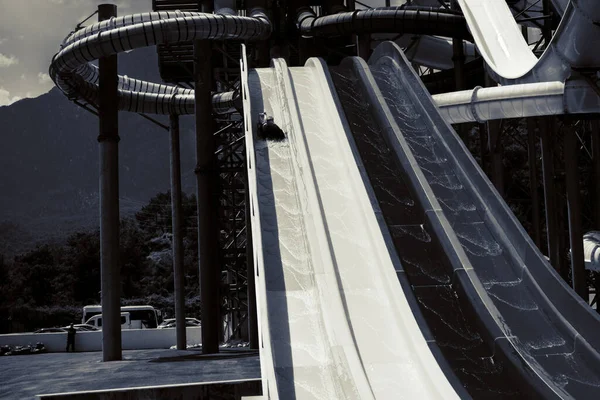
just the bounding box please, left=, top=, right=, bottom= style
left=241, top=48, right=459, bottom=399
left=456, top=0, right=600, bottom=83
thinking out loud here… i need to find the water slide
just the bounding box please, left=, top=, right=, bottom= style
left=335, top=41, right=600, bottom=398
left=241, top=46, right=461, bottom=399
left=48, top=2, right=600, bottom=399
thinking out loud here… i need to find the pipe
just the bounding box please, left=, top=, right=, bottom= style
left=433, top=79, right=600, bottom=124
left=434, top=81, right=565, bottom=124
left=296, top=7, right=470, bottom=39
left=50, top=9, right=271, bottom=115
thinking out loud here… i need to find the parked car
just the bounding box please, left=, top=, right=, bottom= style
left=34, top=328, right=67, bottom=334
left=157, top=318, right=201, bottom=329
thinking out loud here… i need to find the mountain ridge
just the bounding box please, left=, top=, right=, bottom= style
left=0, top=47, right=197, bottom=255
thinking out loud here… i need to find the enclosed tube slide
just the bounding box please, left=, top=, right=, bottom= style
left=296, top=7, right=471, bottom=39
left=50, top=9, right=271, bottom=115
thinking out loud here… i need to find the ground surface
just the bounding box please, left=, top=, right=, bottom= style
left=0, top=348, right=260, bottom=399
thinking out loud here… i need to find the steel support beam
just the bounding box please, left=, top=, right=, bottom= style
left=527, top=118, right=542, bottom=247
left=98, top=3, right=121, bottom=362
left=194, top=39, right=220, bottom=354
left=564, top=125, right=587, bottom=299
left=540, top=117, right=560, bottom=272
left=170, top=113, right=186, bottom=350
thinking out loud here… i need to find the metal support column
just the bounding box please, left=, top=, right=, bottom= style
left=98, top=3, right=121, bottom=362
left=527, top=118, right=542, bottom=247
left=452, top=1, right=465, bottom=91
left=194, top=39, right=220, bottom=354
left=170, top=113, right=186, bottom=350
left=564, top=125, right=587, bottom=299
left=592, top=120, right=600, bottom=228
left=540, top=117, right=560, bottom=271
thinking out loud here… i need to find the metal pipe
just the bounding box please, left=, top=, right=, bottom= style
left=170, top=113, right=186, bottom=351
left=194, top=39, right=220, bottom=354
left=540, top=117, right=560, bottom=272
left=564, top=125, right=587, bottom=299
left=98, top=3, right=121, bottom=362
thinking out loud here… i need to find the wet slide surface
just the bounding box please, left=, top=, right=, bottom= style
left=243, top=53, right=461, bottom=398
left=330, top=41, right=600, bottom=398
left=330, top=63, right=546, bottom=400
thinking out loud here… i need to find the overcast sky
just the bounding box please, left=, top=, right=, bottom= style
left=0, top=0, right=152, bottom=106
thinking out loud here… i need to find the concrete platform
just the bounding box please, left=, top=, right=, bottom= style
left=0, top=348, right=260, bottom=399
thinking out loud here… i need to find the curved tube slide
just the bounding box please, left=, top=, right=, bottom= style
left=242, top=47, right=460, bottom=399
left=366, top=40, right=600, bottom=398
left=297, top=7, right=471, bottom=39
left=50, top=9, right=271, bottom=115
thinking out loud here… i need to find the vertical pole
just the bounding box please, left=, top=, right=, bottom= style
left=98, top=3, right=121, bottom=362
left=452, top=0, right=465, bottom=91
left=170, top=114, right=186, bottom=350
left=564, top=125, right=587, bottom=299
left=194, top=39, right=220, bottom=354
left=540, top=117, right=560, bottom=271
left=527, top=118, right=542, bottom=247
left=592, top=120, right=600, bottom=229
left=245, top=179, right=259, bottom=349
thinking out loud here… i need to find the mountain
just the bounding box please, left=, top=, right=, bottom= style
left=0, top=47, right=197, bottom=255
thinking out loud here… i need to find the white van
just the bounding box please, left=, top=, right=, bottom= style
left=85, top=312, right=131, bottom=330
left=82, top=305, right=160, bottom=328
